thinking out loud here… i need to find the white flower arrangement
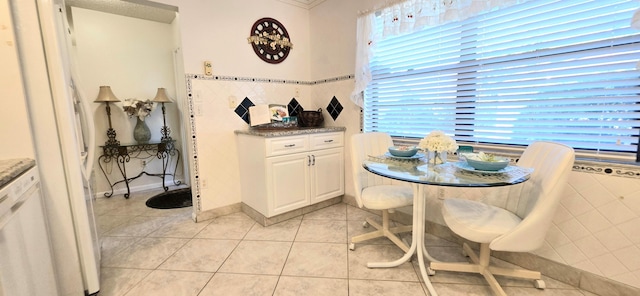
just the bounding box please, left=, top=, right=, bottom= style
left=418, top=130, right=459, bottom=153
left=122, top=98, right=154, bottom=121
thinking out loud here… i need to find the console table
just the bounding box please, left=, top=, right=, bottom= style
left=98, top=140, right=181, bottom=198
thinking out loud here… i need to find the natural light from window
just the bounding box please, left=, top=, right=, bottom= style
left=363, top=0, right=640, bottom=161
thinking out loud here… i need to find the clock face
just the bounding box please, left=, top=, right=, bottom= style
left=249, top=18, right=292, bottom=64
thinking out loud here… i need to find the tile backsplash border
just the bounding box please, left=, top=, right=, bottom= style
left=573, top=160, right=640, bottom=180
left=187, top=73, right=354, bottom=85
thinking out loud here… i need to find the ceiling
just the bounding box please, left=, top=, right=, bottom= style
left=277, top=0, right=327, bottom=9
left=65, top=0, right=328, bottom=24
left=65, top=0, right=178, bottom=24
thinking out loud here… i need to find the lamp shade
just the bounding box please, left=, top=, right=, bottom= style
left=152, top=88, right=173, bottom=103
left=94, top=86, right=120, bottom=102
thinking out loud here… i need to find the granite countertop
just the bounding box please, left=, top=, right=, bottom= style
left=235, top=126, right=346, bottom=138
left=0, top=158, right=36, bottom=188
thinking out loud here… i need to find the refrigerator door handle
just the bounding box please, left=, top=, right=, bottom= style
left=76, top=85, right=96, bottom=181
left=72, top=77, right=95, bottom=181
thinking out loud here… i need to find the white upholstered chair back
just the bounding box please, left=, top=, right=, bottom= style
left=490, top=141, right=575, bottom=252
left=350, top=132, right=396, bottom=208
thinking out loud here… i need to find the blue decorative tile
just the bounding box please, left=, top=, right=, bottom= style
left=234, top=97, right=254, bottom=124
left=326, top=96, right=343, bottom=121
left=288, top=98, right=303, bottom=117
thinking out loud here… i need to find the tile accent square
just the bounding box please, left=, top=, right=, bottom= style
left=287, top=98, right=303, bottom=117
left=234, top=97, right=254, bottom=124
left=326, top=96, right=343, bottom=120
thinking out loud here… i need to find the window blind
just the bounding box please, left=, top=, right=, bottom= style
left=365, top=0, right=640, bottom=160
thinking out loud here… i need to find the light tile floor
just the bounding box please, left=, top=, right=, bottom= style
left=94, top=188, right=599, bottom=296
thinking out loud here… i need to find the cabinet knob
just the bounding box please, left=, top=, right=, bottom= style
left=284, top=144, right=296, bottom=147
left=324, top=139, right=334, bottom=143
left=312, top=155, right=316, bottom=165
left=307, top=155, right=311, bottom=166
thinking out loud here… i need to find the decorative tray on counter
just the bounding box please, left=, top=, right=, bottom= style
left=251, top=122, right=299, bottom=130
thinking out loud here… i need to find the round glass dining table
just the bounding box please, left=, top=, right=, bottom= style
left=362, top=157, right=532, bottom=296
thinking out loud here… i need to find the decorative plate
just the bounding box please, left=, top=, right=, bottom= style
left=384, top=152, right=425, bottom=160
left=453, top=161, right=517, bottom=174
left=269, top=104, right=288, bottom=121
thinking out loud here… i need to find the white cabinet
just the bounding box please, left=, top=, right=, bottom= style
left=0, top=167, right=58, bottom=296
left=237, top=131, right=345, bottom=217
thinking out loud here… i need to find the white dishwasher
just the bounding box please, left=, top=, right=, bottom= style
left=0, top=164, right=58, bottom=296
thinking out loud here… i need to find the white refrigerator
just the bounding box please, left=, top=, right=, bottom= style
left=8, top=0, right=101, bottom=295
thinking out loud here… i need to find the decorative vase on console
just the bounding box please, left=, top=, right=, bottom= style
left=123, top=97, right=154, bottom=144
left=133, top=117, right=151, bottom=144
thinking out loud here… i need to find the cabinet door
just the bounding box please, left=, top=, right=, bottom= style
left=310, top=147, right=345, bottom=203
left=266, top=153, right=311, bottom=216
left=0, top=187, right=58, bottom=296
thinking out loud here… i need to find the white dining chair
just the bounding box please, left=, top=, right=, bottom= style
left=349, top=132, right=414, bottom=252
left=430, top=141, right=575, bottom=296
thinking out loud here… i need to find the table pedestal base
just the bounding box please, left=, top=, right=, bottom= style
left=365, top=184, right=439, bottom=296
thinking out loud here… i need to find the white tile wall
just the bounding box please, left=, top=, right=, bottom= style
left=186, top=74, right=640, bottom=289
left=535, top=171, right=640, bottom=288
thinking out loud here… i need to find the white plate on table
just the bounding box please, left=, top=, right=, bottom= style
left=384, top=152, right=425, bottom=160
left=454, top=161, right=516, bottom=174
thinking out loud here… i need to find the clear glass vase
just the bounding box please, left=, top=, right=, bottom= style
left=428, top=151, right=447, bottom=165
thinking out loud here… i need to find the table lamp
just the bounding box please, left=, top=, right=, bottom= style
left=94, top=86, right=121, bottom=146
left=152, top=87, right=173, bottom=142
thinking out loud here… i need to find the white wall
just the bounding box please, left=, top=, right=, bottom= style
left=72, top=7, right=183, bottom=194
left=0, top=0, right=35, bottom=160
left=163, top=0, right=311, bottom=80
left=309, top=0, right=384, bottom=79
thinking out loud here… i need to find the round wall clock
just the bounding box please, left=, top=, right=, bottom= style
left=247, top=18, right=293, bottom=64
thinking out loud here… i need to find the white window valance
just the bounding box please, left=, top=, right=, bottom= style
left=351, top=0, right=532, bottom=107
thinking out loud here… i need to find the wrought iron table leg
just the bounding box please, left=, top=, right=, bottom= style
left=116, top=153, right=131, bottom=199
left=98, top=155, right=115, bottom=198
left=172, top=149, right=182, bottom=186
left=158, top=149, right=169, bottom=192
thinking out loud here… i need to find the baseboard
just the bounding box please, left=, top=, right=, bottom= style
left=243, top=196, right=343, bottom=226
left=195, top=202, right=242, bottom=222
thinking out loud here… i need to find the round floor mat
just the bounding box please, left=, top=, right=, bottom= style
left=145, top=187, right=192, bottom=209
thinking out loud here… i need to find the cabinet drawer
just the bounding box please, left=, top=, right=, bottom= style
left=310, top=132, right=343, bottom=150
left=266, top=135, right=309, bottom=157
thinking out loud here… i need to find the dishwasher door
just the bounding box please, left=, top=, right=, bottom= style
left=0, top=168, right=58, bottom=296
